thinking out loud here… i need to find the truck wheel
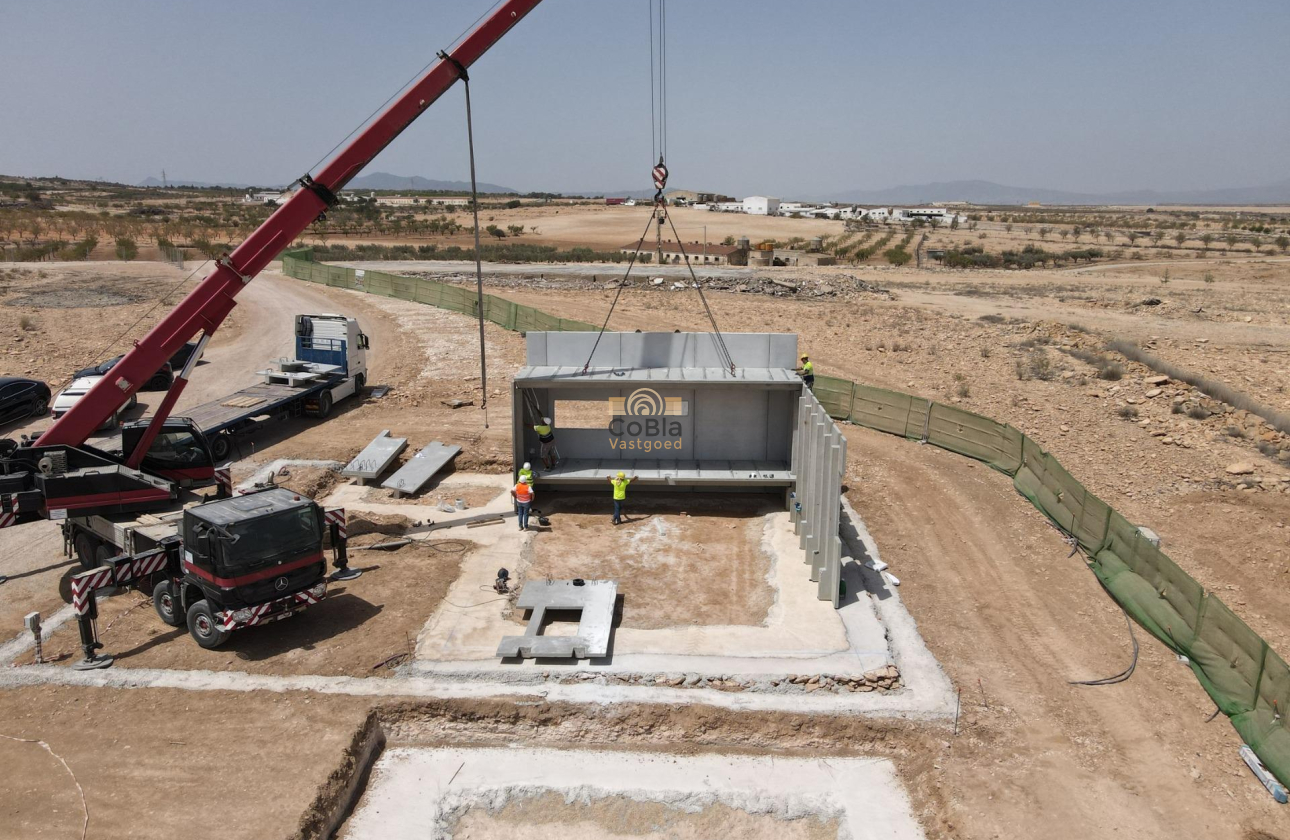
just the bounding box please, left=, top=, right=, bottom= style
left=354, top=373, right=366, bottom=393
left=313, top=391, right=333, bottom=419
left=153, top=581, right=184, bottom=626
left=73, top=532, right=99, bottom=570
left=94, top=544, right=116, bottom=566
left=186, top=601, right=231, bottom=649
left=209, top=434, right=231, bottom=462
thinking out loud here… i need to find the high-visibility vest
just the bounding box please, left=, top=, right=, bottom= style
left=518, top=468, right=534, bottom=484
left=514, top=482, right=533, bottom=503
left=534, top=424, right=553, bottom=441
left=610, top=478, right=631, bottom=500
left=801, top=361, right=814, bottom=375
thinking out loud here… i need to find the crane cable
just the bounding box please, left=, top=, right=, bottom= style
left=440, top=50, right=490, bottom=428
left=582, top=0, right=736, bottom=375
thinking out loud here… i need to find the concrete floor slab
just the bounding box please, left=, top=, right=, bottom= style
left=341, top=746, right=926, bottom=840
left=498, top=580, right=617, bottom=659
left=410, top=509, right=888, bottom=677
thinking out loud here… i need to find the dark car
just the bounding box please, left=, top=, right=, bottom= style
left=72, top=355, right=174, bottom=391
left=0, top=376, right=52, bottom=425
left=168, top=341, right=202, bottom=371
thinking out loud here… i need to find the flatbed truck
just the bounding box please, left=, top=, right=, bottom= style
left=185, top=313, right=369, bottom=461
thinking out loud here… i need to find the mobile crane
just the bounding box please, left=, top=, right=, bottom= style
left=0, top=0, right=545, bottom=662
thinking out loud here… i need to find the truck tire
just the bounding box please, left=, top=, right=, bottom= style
left=73, top=532, right=99, bottom=570
left=152, top=580, right=184, bottom=627
left=209, top=433, right=231, bottom=462
left=186, top=601, right=231, bottom=649
left=354, top=373, right=366, bottom=393
left=312, top=391, right=333, bottom=419
left=94, top=544, right=116, bottom=566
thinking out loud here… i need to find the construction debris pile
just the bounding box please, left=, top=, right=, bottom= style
left=406, top=270, right=892, bottom=300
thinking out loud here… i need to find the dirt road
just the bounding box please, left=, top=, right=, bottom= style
left=845, top=427, right=1288, bottom=840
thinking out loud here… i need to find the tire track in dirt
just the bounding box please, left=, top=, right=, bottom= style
left=846, top=426, right=1285, bottom=839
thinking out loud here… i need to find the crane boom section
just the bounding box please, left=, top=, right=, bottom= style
left=37, top=0, right=543, bottom=447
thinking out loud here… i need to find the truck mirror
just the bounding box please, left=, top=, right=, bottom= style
left=197, top=528, right=216, bottom=561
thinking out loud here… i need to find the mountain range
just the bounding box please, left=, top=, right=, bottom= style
left=814, top=178, right=1290, bottom=206
left=135, top=171, right=517, bottom=193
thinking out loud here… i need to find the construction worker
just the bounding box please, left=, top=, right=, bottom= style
left=607, top=470, right=634, bottom=525
left=510, top=478, right=534, bottom=531
left=518, top=461, right=535, bottom=484
left=534, top=416, right=558, bottom=469
left=795, top=354, right=815, bottom=390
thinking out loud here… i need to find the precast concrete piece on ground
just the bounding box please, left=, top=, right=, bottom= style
left=380, top=440, right=461, bottom=497
left=497, top=579, right=617, bottom=659
left=341, top=429, right=408, bottom=485
left=343, top=746, right=927, bottom=840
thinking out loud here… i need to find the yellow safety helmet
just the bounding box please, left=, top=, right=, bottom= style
left=617, top=471, right=625, bottom=478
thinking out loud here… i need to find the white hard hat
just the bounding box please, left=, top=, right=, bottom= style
left=543, top=416, right=551, bottom=424
left=523, top=462, right=531, bottom=470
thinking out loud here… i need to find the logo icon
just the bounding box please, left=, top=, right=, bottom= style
left=275, top=576, right=289, bottom=592
left=609, top=387, right=685, bottom=416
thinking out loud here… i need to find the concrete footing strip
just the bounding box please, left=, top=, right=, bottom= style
left=0, top=662, right=954, bottom=719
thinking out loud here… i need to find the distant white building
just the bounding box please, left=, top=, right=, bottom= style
left=712, top=201, right=744, bottom=213
left=866, top=207, right=891, bottom=222
left=243, top=190, right=288, bottom=205
left=778, top=202, right=812, bottom=216
left=742, top=195, right=780, bottom=216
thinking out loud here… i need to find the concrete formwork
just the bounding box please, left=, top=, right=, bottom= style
left=512, top=331, right=849, bottom=607
left=792, top=388, right=847, bottom=607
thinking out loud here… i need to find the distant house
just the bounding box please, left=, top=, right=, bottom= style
left=620, top=238, right=746, bottom=266
left=243, top=190, right=288, bottom=205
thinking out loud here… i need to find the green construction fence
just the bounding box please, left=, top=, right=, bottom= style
left=281, top=247, right=598, bottom=334
left=812, top=374, right=1290, bottom=789
left=281, top=249, right=1289, bottom=788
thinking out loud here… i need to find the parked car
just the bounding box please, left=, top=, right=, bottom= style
left=53, top=376, right=137, bottom=430
left=72, top=355, right=174, bottom=391
left=168, top=341, right=202, bottom=371
left=0, top=376, right=52, bottom=426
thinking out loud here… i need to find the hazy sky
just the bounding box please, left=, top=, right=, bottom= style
left=3, top=0, right=1287, bottom=198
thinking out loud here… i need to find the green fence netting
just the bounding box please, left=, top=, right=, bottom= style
left=808, top=342, right=1288, bottom=788
left=281, top=248, right=597, bottom=334
left=280, top=247, right=1289, bottom=788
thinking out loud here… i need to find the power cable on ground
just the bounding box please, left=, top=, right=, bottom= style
left=0, top=733, right=89, bottom=840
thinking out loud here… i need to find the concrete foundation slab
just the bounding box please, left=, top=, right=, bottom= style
left=380, top=440, right=461, bottom=497
left=497, top=580, right=617, bottom=659
left=341, top=746, right=926, bottom=840
left=341, top=430, right=407, bottom=485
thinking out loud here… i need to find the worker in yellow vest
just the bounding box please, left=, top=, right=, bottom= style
left=518, top=461, right=535, bottom=484
left=607, top=471, right=635, bottom=525
left=533, top=416, right=558, bottom=469
left=510, top=478, right=534, bottom=531
left=795, top=354, right=815, bottom=390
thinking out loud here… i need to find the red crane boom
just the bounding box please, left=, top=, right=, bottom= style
left=38, top=0, right=543, bottom=449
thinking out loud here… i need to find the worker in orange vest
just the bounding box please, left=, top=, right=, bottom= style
left=510, top=478, right=534, bottom=531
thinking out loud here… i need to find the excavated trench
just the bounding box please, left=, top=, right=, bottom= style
left=298, top=698, right=945, bottom=840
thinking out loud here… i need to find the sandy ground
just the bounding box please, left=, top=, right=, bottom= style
left=29, top=535, right=472, bottom=677
left=0, top=685, right=372, bottom=840
left=2, top=253, right=1290, bottom=839
left=521, top=494, right=777, bottom=630
left=845, top=426, right=1288, bottom=839
left=448, top=792, right=840, bottom=840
